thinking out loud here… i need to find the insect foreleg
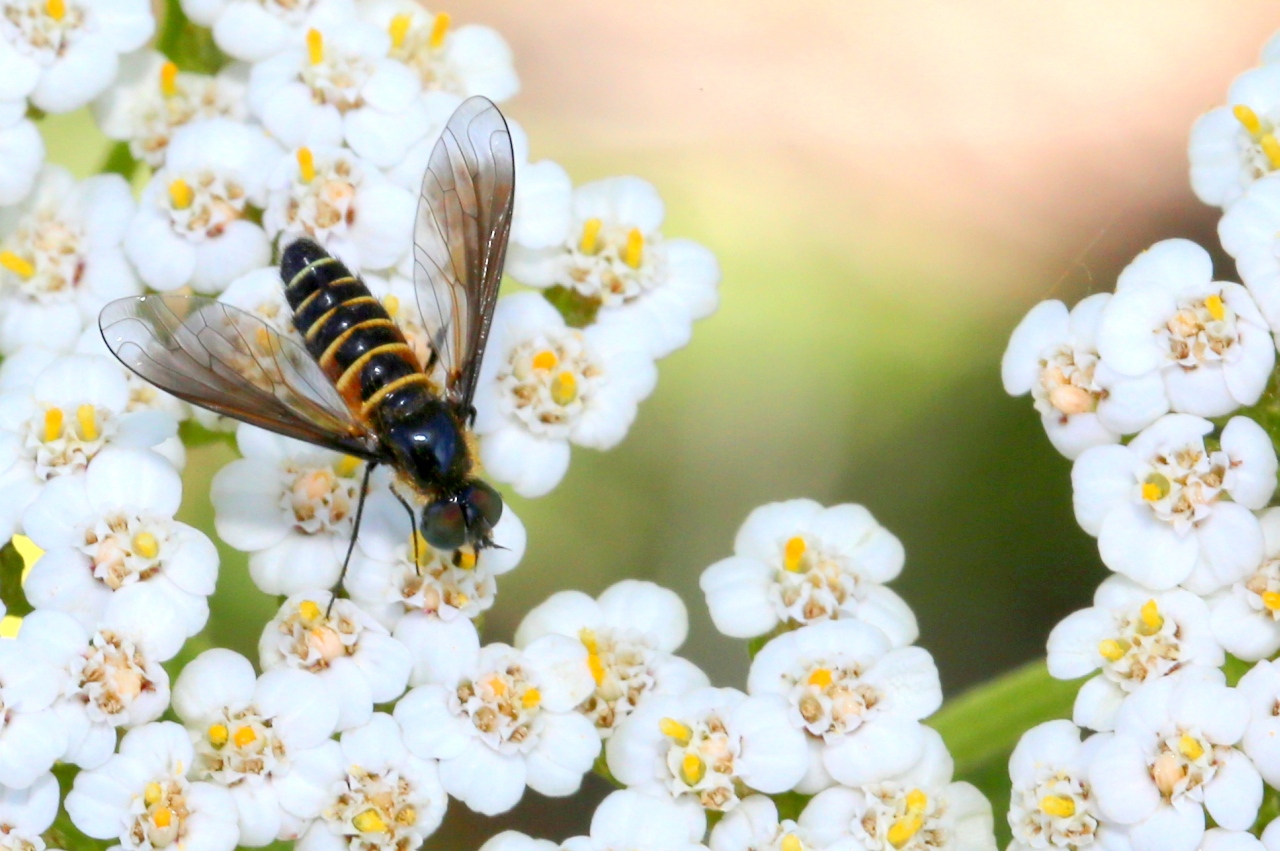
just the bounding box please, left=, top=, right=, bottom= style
left=391, top=487, right=421, bottom=574
left=329, top=460, right=379, bottom=616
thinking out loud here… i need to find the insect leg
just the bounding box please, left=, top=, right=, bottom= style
left=391, top=488, right=421, bottom=575
left=329, top=460, right=378, bottom=616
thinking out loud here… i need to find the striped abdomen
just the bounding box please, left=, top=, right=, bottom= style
left=281, top=240, right=432, bottom=423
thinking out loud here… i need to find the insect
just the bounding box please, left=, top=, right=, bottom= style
left=98, top=95, right=515, bottom=584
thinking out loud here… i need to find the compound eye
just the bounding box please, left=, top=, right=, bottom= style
left=422, top=500, right=467, bottom=550
left=466, top=480, right=503, bottom=528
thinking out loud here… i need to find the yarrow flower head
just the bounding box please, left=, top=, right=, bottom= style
left=393, top=617, right=600, bottom=815
left=515, top=580, right=710, bottom=739
left=0, top=773, right=59, bottom=851
left=1005, top=721, right=1107, bottom=851
left=1001, top=294, right=1168, bottom=459
left=1208, top=507, right=1280, bottom=660
left=506, top=176, right=721, bottom=359
left=700, top=499, right=916, bottom=646
left=1071, top=413, right=1277, bottom=592
left=0, top=165, right=139, bottom=354
left=561, top=789, right=709, bottom=851
left=1189, top=65, right=1280, bottom=208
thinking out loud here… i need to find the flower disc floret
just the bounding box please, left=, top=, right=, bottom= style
left=0, top=773, right=59, bottom=851
left=1071, top=414, right=1276, bottom=592
left=700, top=499, right=916, bottom=646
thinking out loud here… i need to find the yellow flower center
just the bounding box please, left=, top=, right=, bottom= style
left=306, top=28, right=324, bottom=65
left=45, top=0, right=64, bottom=21
left=132, top=532, right=159, bottom=559
left=168, top=179, right=194, bottom=211
left=388, top=13, right=411, bottom=50
left=160, top=61, right=178, bottom=98
left=783, top=535, right=807, bottom=572
left=233, top=725, right=257, bottom=748
left=207, top=723, right=228, bottom=748
left=297, top=146, right=316, bottom=184
left=43, top=407, right=63, bottom=442
left=579, top=218, right=603, bottom=254
left=353, top=808, right=388, bottom=833
left=76, top=403, right=97, bottom=441
left=1040, top=794, right=1076, bottom=818
left=1205, top=294, right=1225, bottom=322
left=532, top=349, right=558, bottom=371
left=551, top=371, right=578, bottom=405
left=660, top=717, right=692, bottom=746
left=428, top=12, right=449, bottom=50
left=622, top=228, right=644, bottom=268
left=0, top=251, right=35, bottom=278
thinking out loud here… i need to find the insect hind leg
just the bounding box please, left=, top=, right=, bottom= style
left=328, top=460, right=378, bottom=617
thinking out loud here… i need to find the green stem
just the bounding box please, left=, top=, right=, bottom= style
left=0, top=541, right=32, bottom=618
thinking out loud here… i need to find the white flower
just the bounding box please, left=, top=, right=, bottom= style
left=1209, top=507, right=1280, bottom=660
left=21, top=446, right=214, bottom=642
left=0, top=354, right=174, bottom=541
left=472, top=292, right=658, bottom=498
left=0, top=0, right=153, bottom=114
left=0, top=165, right=139, bottom=354
left=710, top=793, right=852, bottom=851
left=0, top=773, right=59, bottom=851
left=0, top=635, right=66, bottom=789
left=1071, top=414, right=1276, bottom=592
left=182, top=0, right=351, bottom=63
left=747, top=620, right=942, bottom=792
left=1006, top=720, right=1109, bottom=851
left=172, top=649, right=342, bottom=847
left=1096, top=239, right=1273, bottom=417
left=211, top=423, right=370, bottom=595
left=92, top=50, right=249, bottom=169
left=393, top=618, right=601, bottom=815
left=262, top=144, right=414, bottom=273
left=1002, top=296, right=1167, bottom=458
left=1218, top=175, right=1280, bottom=332
left=507, top=176, right=720, bottom=359
left=358, top=2, right=517, bottom=102
left=700, top=499, right=917, bottom=646
left=66, top=721, right=240, bottom=851
left=1201, top=831, right=1267, bottom=851
left=295, top=713, right=446, bottom=851
left=606, top=685, right=809, bottom=813
left=259, top=591, right=411, bottom=732
left=564, top=789, right=708, bottom=851
left=247, top=15, right=428, bottom=168
left=218, top=265, right=297, bottom=337
left=514, top=580, right=710, bottom=739
left=0, top=117, right=44, bottom=205
left=125, top=119, right=279, bottom=294
left=1189, top=66, right=1280, bottom=208
left=20, top=609, right=170, bottom=770
left=479, top=834, right=558, bottom=851
left=506, top=119, right=573, bottom=251
left=1047, top=576, right=1223, bottom=731
left=346, top=488, right=526, bottom=629
left=794, top=729, right=996, bottom=851
left=1234, top=659, right=1280, bottom=793
left=1089, top=671, right=1262, bottom=851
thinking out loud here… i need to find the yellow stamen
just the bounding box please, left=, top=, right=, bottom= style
left=551, top=371, right=578, bottom=405
left=579, top=218, right=603, bottom=254
left=783, top=535, right=807, bottom=572
left=521, top=688, right=541, bottom=709
left=297, top=146, right=316, bottom=184
left=1142, top=473, right=1170, bottom=502
left=1263, top=591, right=1280, bottom=611
left=168, top=179, right=194, bottom=211
left=394, top=806, right=417, bottom=826
left=383, top=294, right=400, bottom=317
left=207, top=724, right=228, bottom=748
left=306, top=28, right=324, bottom=65
left=353, top=809, right=388, bottom=833
left=1098, top=638, right=1127, bottom=662
left=455, top=547, right=476, bottom=570
left=298, top=600, right=322, bottom=622
left=579, top=628, right=599, bottom=654
left=132, top=532, right=159, bottom=559
left=334, top=454, right=361, bottom=478
left=1179, top=734, right=1205, bottom=761
left=76, top=404, right=97, bottom=441
left=1138, top=599, right=1163, bottom=635
left=160, top=61, right=178, bottom=98
left=532, top=349, right=558, bottom=371
left=1040, top=795, right=1076, bottom=818
left=0, top=251, right=34, bottom=278
left=144, top=782, right=163, bottom=805
left=152, top=807, right=172, bottom=829
left=905, top=789, right=928, bottom=814
left=781, top=837, right=803, bottom=851
left=622, top=228, right=644, bottom=269
left=807, top=668, right=833, bottom=688
left=1205, top=294, right=1225, bottom=322
left=233, top=725, right=257, bottom=748
left=428, top=12, right=450, bottom=50
left=887, top=816, right=923, bottom=848
left=587, top=652, right=605, bottom=685
left=43, top=407, right=63, bottom=442
left=1235, top=104, right=1263, bottom=136
left=388, top=13, right=412, bottom=50
left=679, top=753, right=705, bottom=785
left=45, top=0, right=64, bottom=21
left=486, top=676, right=507, bottom=696
left=660, top=717, right=692, bottom=746
left=1262, top=133, right=1280, bottom=169
left=454, top=592, right=468, bottom=605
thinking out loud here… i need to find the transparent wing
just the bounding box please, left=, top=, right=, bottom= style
left=412, top=95, right=515, bottom=409
left=99, top=294, right=381, bottom=460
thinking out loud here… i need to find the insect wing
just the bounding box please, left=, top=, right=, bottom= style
left=99, top=294, right=381, bottom=460
left=411, top=95, right=516, bottom=409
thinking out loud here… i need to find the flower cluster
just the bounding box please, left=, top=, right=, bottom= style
left=1001, top=28, right=1280, bottom=851
left=0, top=1, right=731, bottom=849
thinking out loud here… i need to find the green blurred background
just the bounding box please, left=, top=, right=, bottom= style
left=43, top=0, right=1280, bottom=845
